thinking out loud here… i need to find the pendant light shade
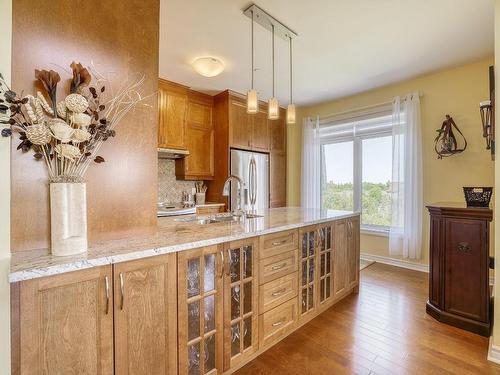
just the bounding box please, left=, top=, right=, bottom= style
left=247, top=89, right=258, bottom=114
left=268, top=24, right=279, bottom=120
left=287, top=104, right=296, bottom=124
left=268, top=97, right=279, bottom=120
left=247, top=10, right=258, bottom=114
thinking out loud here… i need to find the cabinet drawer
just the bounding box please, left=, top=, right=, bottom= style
left=259, top=250, right=298, bottom=285
left=259, top=298, right=297, bottom=348
left=259, top=272, right=298, bottom=313
left=260, top=230, right=298, bottom=259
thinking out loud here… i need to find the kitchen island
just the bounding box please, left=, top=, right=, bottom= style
left=10, top=207, right=360, bottom=375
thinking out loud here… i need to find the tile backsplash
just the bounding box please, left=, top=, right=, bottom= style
left=158, top=159, right=196, bottom=203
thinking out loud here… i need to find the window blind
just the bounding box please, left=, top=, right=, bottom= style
left=319, top=103, right=393, bottom=142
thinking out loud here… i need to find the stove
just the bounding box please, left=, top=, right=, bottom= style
left=157, top=202, right=196, bottom=217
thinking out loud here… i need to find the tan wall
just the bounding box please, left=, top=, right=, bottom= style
left=0, top=0, right=11, bottom=373
left=289, top=58, right=494, bottom=265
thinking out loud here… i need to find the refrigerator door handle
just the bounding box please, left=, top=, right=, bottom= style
left=250, top=158, right=257, bottom=206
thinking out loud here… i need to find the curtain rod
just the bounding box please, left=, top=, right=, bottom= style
left=316, top=91, right=423, bottom=122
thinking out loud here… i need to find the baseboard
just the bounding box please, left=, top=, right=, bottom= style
left=360, top=253, right=429, bottom=273
left=488, top=337, right=500, bottom=364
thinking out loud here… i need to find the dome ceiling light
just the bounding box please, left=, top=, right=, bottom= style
left=191, top=57, right=225, bottom=77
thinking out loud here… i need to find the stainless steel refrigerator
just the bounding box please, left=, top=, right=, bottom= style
left=229, top=149, right=269, bottom=213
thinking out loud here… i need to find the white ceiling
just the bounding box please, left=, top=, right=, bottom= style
left=159, top=0, right=494, bottom=107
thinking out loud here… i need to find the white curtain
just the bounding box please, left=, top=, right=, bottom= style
left=389, top=93, right=423, bottom=259
left=301, top=116, right=321, bottom=209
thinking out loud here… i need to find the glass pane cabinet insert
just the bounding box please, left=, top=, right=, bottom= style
left=299, top=228, right=317, bottom=318
left=318, top=225, right=333, bottom=307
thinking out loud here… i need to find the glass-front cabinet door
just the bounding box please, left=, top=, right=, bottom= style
left=178, top=245, right=223, bottom=375
left=318, top=223, right=334, bottom=310
left=299, top=226, right=317, bottom=321
left=223, top=238, right=259, bottom=370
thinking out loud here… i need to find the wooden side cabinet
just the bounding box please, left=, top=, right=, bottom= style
left=114, top=254, right=178, bottom=375
left=426, top=203, right=493, bottom=336
left=158, top=79, right=188, bottom=150
left=14, top=266, right=114, bottom=375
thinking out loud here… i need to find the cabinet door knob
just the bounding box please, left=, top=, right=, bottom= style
left=457, top=242, right=471, bottom=252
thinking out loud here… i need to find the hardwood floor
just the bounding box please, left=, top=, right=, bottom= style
left=234, top=263, right=500, bottom=375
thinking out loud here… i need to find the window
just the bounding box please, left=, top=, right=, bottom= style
left=320, top=106, right=393, bottom=233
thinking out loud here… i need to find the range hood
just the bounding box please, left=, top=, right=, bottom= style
left=157, top=147, right=190, bottom=159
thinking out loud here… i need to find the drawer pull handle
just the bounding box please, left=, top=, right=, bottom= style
left=272, top=319, right=285, bottom=327
left=272, top=240, right=287, bottom=246
left=272, top=263, right=287, bottom=271
left=457, top=242, right=471, bottom=252
left=119, top=272, right=125, bottom=310
left=104, top=275, right=110, bottom=315
left=272, top=288, right=287, bottom=297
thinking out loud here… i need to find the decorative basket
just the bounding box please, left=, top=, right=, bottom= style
left=463, top=187, right=493, bottom=208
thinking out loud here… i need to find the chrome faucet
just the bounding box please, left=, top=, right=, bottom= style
left=222, top=175, right=246, bottom=216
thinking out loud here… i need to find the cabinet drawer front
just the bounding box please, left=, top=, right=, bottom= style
left=260, top=230, right=298, bottom=259
left=259, top=299, right=297, bottom=348
left=259, top=250, right=298, bottom=285
left=259, top=272, right=298, bottom=313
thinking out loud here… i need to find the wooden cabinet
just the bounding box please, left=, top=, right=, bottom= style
left=333, top=220, right=348, bottom=300
left=178, top=245, right=224, bottom=375
left=176, top=91, right=215, bottom=180
left=347, top=217, right=360, bottom=290
left=270, top=152, right=286, bottom=208
left=16, top=266, right=114, bottom=375
left=158, top=79, right=188, bottom=150
left=177, top=239, right=259, bottom=374
left=298, top=226, right=317, bottom=321
left=426, top=204, right=492, bottom=336
left=114, top=254, right=177, bottom=375
left=318, top=222, right=335, bottom=309
left=223, top=238, right=259, bottom=370
left=207, top=90, right=287, bottom=207
left=252, top=109, right=270, bottom=151
left=229, top=99, right=252, bottom=149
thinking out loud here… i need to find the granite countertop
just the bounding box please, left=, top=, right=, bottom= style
left=9, top=207, right=359, bottom=283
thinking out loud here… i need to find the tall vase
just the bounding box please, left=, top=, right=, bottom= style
left=49, top=182, right=88, bottom=256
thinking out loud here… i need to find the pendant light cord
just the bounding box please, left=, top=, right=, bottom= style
left=272, top=24, right=275, bottom=97
left=251, top=10, right=254, bottom=89
left=289, top=36, right=293, bottom=104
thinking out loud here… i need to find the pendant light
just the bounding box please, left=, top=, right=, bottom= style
left=247, top=10, right=258, bottom=114
left=268, top=24, right=279, bottom=120
left=286, top=36, right=296, bottom=124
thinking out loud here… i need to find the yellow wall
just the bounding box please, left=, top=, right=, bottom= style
left=289, top=58, right=494, bottom=265
left=0, top=0, right=11, bottom=373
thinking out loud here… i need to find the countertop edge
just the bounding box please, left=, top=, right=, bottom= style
left=9, top=211, right=360, bottom=283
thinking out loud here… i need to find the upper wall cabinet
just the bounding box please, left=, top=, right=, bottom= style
left=158, top=79, right=188, bottom=150
left=176, top=91, right=215, bottom=180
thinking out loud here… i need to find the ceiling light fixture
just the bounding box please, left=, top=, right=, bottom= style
left=243, top=4, right=298, bottom=123
left=268, top=24, right=279, bottom=120
left=287, top=36, right=296, bottom=124
left=192, top=57, right=225, bottom=77
left=247, top=10, right=258, bottom=114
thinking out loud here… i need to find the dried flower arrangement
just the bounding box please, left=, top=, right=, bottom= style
left=0, top=62, right=147, bottom=182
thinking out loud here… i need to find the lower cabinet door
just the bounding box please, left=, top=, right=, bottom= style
left=298, top=226, right=318, bottom=321
left=114, top=253, right=177, bottom=375
left=178, top=246, right=224, bottom=375
left=317, top=223, right=334, bottom=309
left=333, top=220, right=348, bottom=300
left=347, top=217, right=360, bottom=290
left=18, top=266, right=114, bottom=375
left=223, top=238, right=259, bottom=370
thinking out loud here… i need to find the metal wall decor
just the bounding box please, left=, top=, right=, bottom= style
left=434, top=115, right=467, bottom=159
left=478, top=66, right=495, bottom=160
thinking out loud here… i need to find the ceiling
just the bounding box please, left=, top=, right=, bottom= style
left=159, top=0, right=494, bottom=107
